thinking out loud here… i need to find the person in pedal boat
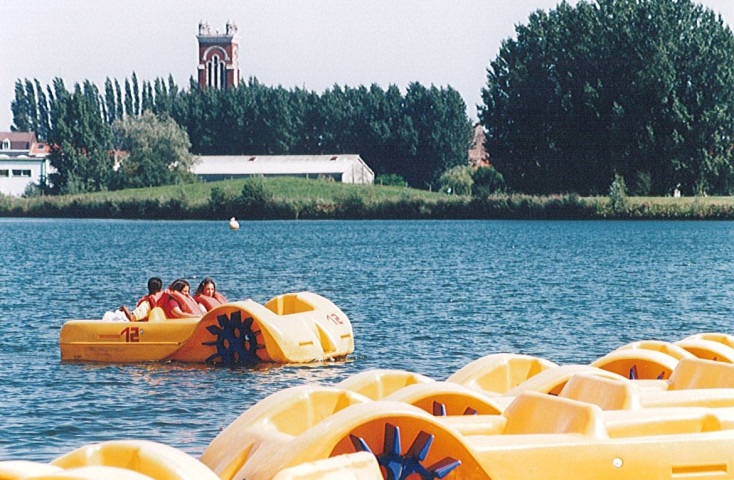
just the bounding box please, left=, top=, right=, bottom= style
left=162, top=278, right=206, bottom=318
left=193, top=277, right=229, bottom=312
left=119, top=277, right=163, bottom=322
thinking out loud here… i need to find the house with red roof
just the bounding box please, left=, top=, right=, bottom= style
left=0, top=132, right=53, bottom=196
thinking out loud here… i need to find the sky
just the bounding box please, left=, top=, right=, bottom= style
left=3, top=0, right=734, bottom=132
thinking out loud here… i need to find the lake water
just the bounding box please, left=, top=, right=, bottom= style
left=1, top=218, right=733, bottom=462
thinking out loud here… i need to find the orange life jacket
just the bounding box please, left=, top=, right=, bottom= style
left=194, top=292, right=228, bottom=312
left=159, top=289, right=202, bottom=318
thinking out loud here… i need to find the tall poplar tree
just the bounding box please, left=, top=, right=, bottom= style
left=47, top=81, right=114, bottom=194
left=104, top=78, right=117, bottom=124
left=11, top=80, right=30, bottom=132
left=132, top=72, right=140, bottom=116
left=35, top=79, right=51, bottom=141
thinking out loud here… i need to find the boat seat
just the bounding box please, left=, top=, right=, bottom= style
left=604, top=407, right=722, bottom=438
left=502, top=392, right=608, bottom=438
left=641, top=388, right=734, bottom=408
left=668, top=357, right=734, bottom=390
left=559, top=373, right=642, bottom=410
left=440, top=415, right=508, bottom=436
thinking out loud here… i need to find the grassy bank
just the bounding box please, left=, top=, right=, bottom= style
left=2, top=177, right=734, bottom=220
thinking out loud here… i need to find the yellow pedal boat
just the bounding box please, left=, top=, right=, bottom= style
left=200, top=350, right=734, bottom=480
left=59, top=292, right=354, bottom=365
left=14, top=332, right=734, bottom=480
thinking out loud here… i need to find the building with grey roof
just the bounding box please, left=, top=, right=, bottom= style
left=191, top=154, right=374, bottom=184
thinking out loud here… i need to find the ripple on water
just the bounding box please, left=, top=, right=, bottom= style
left=1, top=219, right=734, bottom=460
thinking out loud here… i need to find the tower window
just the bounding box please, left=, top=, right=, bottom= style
left=1, top=139, right=9, bottom=150
left=207, top=54, right=226, bottom=90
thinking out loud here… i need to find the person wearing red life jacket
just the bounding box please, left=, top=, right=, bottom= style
left=160, top=278, right=205, bottom=318
left=193, top=277, right=229, bottom=312
left=119, top=277, right=163, bottom=322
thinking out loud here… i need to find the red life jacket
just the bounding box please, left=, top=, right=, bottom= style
left=136, top=291, right=164, bottom=309
left=194, top=292, right=228, bottom=312
left=158, top=289, right=202, bottom=318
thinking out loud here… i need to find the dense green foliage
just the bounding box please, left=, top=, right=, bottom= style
left=472, top=166, right=507, bottom=197
left=481, top=0, right=734, bottom=196
left=46, top=81, right=115, bottom=195
left=12, top=75, right=472, bottom=192
left=5, top=175, right=734, bottom=219
left=111, top=112, right=195, bottom=188
left=440, top=165, right=474, bottom=195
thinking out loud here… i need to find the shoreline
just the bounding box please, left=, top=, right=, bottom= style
left=3, top=193, right=734, bottom=220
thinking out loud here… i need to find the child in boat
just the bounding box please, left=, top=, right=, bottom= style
left=119, top=277, right=163, bottom=322
left=194, top=277, right=229, bottom=312
left=162, top=278, right=206, bottom=318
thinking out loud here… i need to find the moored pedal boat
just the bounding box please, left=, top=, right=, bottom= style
left=59, top=292, right=353, bottom=366
left=13, top=332, right=734, bottom=480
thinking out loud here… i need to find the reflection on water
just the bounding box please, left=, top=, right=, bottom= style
left=1, top=218, right=733, bottom=461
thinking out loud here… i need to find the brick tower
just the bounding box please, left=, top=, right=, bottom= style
left=197, top=21, right=240, bottom=90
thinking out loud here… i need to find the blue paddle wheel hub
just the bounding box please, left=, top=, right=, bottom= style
left=349, top=423, right=461, bottom=479
left=203, top=311, right=263, bottom=366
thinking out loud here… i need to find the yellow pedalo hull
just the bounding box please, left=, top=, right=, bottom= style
left=59, top=292, right=354, bottom=365
left=20, top=332, right=734, bottom=479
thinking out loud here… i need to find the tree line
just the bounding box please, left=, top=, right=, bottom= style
left=11, top=76, right=472, bottom=195
left=15, top=0, right=734, bottom=198
left=481, top=0, right=734, bottom=196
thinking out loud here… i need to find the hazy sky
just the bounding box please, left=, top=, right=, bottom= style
left=3, top=0, right=734, bottom=131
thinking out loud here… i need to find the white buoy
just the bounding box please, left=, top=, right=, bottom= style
left=228, top=217, right=240, bottom=230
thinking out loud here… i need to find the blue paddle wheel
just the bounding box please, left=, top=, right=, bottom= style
left=203, top=311, right=263, bottom=366
left=349, top=423, right=461, bottom=480
left=431, top=401, right=478, bottom=416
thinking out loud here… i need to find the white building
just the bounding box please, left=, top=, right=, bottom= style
left=192, top=154, right=374, bottom=184
left=0, top=132, right=53, bottom=196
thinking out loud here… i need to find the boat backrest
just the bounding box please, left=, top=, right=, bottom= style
left=503, top=391, right=608, bottom=438
left=668, top=357, right=734, bottom=390
left=446, top=354, right=556, bottom=394
left=590, top=349, right=679, bottom=380
left=559, top=373, right=641, bottom=410
left=147, top=307, right=167, bottom=322
left=337, top=370, right=434, bottom=400
left=265, top=294, right=315, bottom=315
left=673, top=339, right=734, bottom=363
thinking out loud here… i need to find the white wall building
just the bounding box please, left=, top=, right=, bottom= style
left=192, top=154, right=374, bottom=184
left=0, top=132, right=53, bottom=196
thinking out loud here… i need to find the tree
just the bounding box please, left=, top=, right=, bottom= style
left=480, top=0, right=734, bottom=195
left=439, top=165, right=474, bottom=195
left=114, top=79, right=124, bottom=120
left=111, top=111, right=195, bottom=188
left=47, top=81, right=115, bottom=194
left=35, top=79, right=51, bottom=141
left=104, top=78, right=117, bottom=124
left=11, top=80, right=30, bottom=132
left=24, top=80, right=39, bottom=136
left=404, top=83, right=472, bottom=188
left=124, top=78, right=133, bottom=117
left=472, top=166, right=507, bottom=196
left=132, top=72, right=140, bottom=116
left=609, top=173, right=628, bottom=213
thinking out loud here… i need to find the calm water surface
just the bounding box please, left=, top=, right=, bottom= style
left=1, top=218, right=733, bottom=461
